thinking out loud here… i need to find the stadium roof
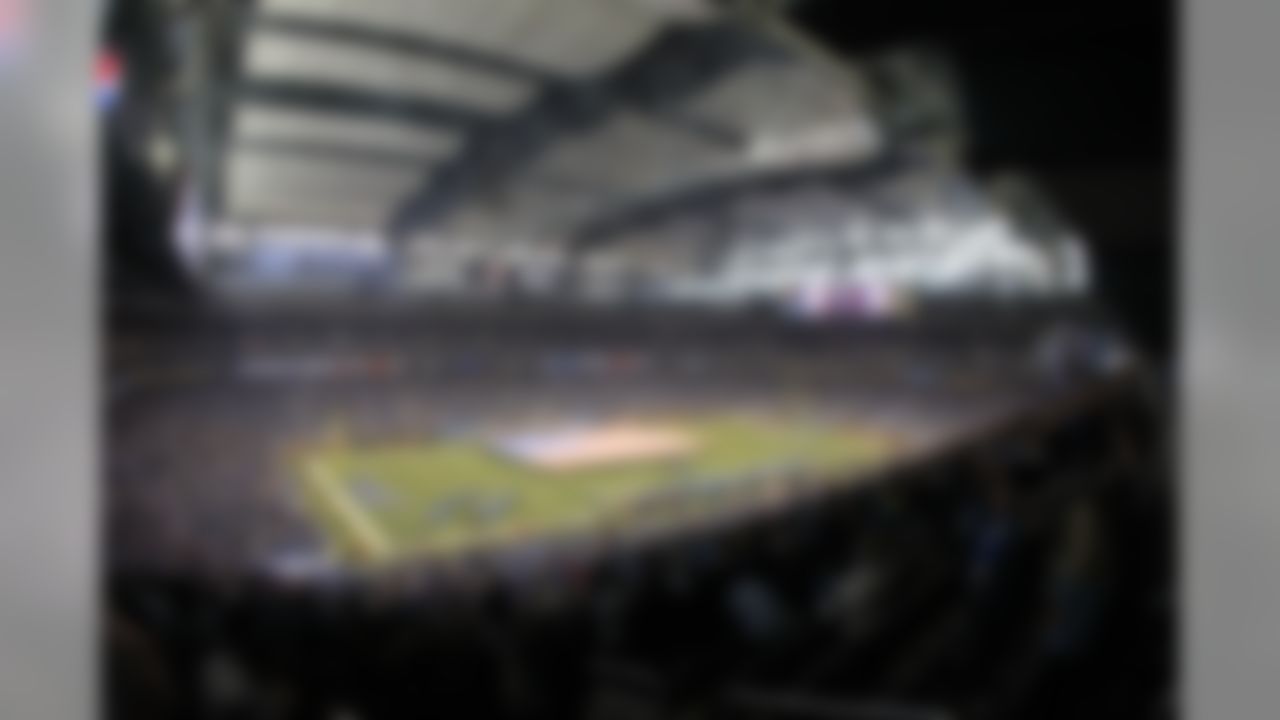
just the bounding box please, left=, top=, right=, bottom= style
left=200, top=0, right=881, bottom=247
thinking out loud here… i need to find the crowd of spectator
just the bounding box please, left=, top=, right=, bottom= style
left=106, top=368, right=1170, bottom=720
left=106, top=308, right=1165, bottom=719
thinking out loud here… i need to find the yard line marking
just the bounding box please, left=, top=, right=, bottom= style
left=307, top=460, right=392, bottom=563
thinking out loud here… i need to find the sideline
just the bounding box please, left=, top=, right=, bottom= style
left=306, top=459, right=393, bottom=563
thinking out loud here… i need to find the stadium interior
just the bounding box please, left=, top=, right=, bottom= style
left=103, top=1, right=1173, bottom=719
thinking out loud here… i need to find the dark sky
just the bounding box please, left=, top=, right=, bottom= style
left=790, top=0, right=1172, bottom=167
left=792, top=0, right=1176, bottom=355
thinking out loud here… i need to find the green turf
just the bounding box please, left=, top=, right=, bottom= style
left=298, top=414, right=893, bottom=566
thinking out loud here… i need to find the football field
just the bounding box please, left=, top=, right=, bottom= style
left=298, top=414, right=898, bottom=566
